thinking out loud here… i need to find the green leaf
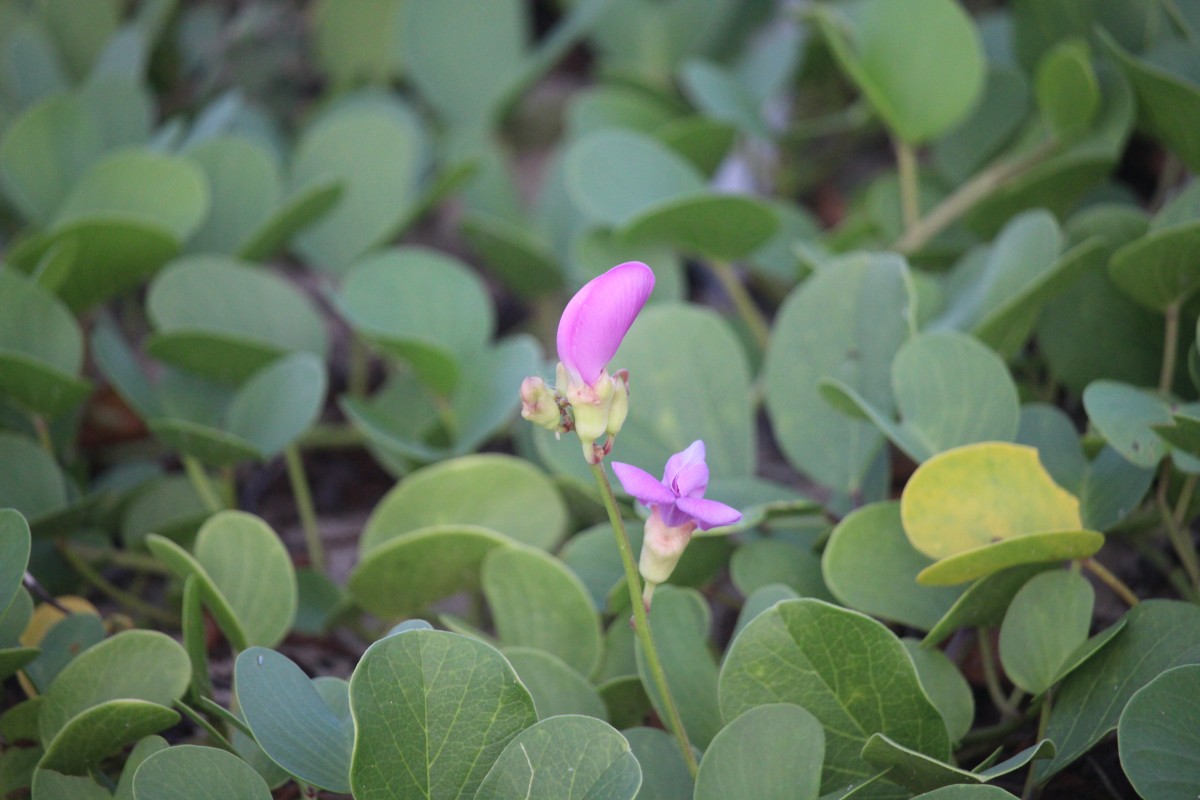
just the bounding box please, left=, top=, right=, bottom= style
left=901, top=640, right=974, bottom=744
left=473, top=715, right=640, bottom=800
left=336, top=246, right=493, bottom=394
left=823, top=503, right=963, bottom=631
left=1108, top=181, right=1200, bottom=311
left=0, top=267, right=89, bottom=416
left=30, top=769, right=110, bottom=800
left=0, top=432, right=67, bottom=521
left=21, top=613, right=105, bottom=693
left=290, top=104, right=427, bottom=273
left=113, top=735, right=168, bottom=800
left=311, top=0, right=403, bottom=88
left=221, top=352, right=326, bottom=458
left=813, top=0, right=985, bottom=143
left=637, top=586, right=723, bottom=749
left=621, top=194, right=779, bottom=261
left=348, top=629, right=536, bottom=800
left=1099, top=28, right=1200, bottom=173
left=860, top=734, right=1053, bottom=794
left=0, top=92, right=103, bottom=225
left=730, top=539, right=828, bottom=600
left=348, top=525, right=511, bottom=619
left=679, top=59, right=771, bottom=138
left=999, top=570, right=1093, bottom=695
left=234, top=647, right=352, bottom=793
left=501, top=647, right=607, bottom=721
left=694, top=704, right=824, bottom=800
left=183, top=136, right=283, bottom=256
left=361, top=454, right=566, bottom=553
left=933, top=67, right=1030, bottom=185
left=37, top=630, right=190, bottom=746
left=720, top=599, right=950, bottom=797
left=1118, top=664, right=1200, bottom=800
left=764, top=252, right=915, bottom=493
left=1034, top=39, right=1099, bottom=140
left=120, top=475, right=208, bottom=549
left=39, top=700, right=179, bottom=775
left=921, top=564, right=1056, bottom=646
left=732, top=584, right=799, bottom=643
left=483, top=546, right=602, bottom=677
left=461, top=211, right=563, bottom=298
left=564, top=129, right=705, bottom=227
left=0, top=509, right=30, bottom=615
left=820, top=332, right=1019, bottom=464
left=1083, top=380, right=1200, bottom=470
left=238, top=180, right=342, bottom=263
left=146, top=256, right=328, bottom=385
left=1039, top=599, right=1200, bottom=780
left=132, top=745, right=272, bottom=800
left=622, top=727, right=693, bottom=800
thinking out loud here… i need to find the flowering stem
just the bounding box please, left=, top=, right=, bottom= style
left=589, top=462, right=699, bottom=778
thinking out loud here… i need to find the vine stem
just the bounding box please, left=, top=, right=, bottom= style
left=894, top=138, right=920, bottom=233
left=1021, top=689, right=1053, bottom=800
left=1159, top=300, right=1181, bottom=395
left=1157, top=467, right=1200, bottom=593
left=893, top=139, right=1059, bottom=254
left=31, top=414, right=53, bottom=454
left=976, top=628, right=1018, bottom=719
left=56, top=541, right=179, bottom=625
left=589, top=462, right=699, bottom=778
left=182, top=456, right=224, bottom=514
left=284, top=445, right=326, bottom=574
left=1082, top=558, right=1139, bottom=607
left=708, top=261, right=770, bottom=351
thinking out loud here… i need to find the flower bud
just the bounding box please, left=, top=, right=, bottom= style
left=606, top=370, right=629, bottom=438
left=566, top=368, right=614, bottom=451
left=520, top=376, right=564, bottom=432
left=638, top=507, right=697, bottom=588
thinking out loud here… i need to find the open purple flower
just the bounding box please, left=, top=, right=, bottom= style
left=557, top=261, right=655, bottom=388
left=613, top=441, right=742, bottom=530
left=613, top=441, right=741, bottom=598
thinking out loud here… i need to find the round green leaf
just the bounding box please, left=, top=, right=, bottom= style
left=337, top=246, right=493, bottom=394
left=147, top=419, right=260, bottom=468
left=822, top=331, right=1019, bottom=464
left=37, top=630, right=190, bottom=746
left=237, top=180, right=342, bottom=263
left=192, top=511, right=297, bottom=648
left=694, top=704, right=824, bottom=800
left=933, top=67, right=1031, bottom=184
left=622, top=727, right=693, bottom=800
left=146, top=256, right=328, bottom=384
left=221, top=352, right=327, bottom=458
left=730, top=539, right=827, bottom=599
left=348, top=525, right=511, bottom=619
left=235, top=647, right=353, bottom=793
left=461, top=211, right=563, bottom=298
left=679, top=59, right=771, bottom=138
left=39, top=700, right=179, bottom=775
left=814, top=0, right=984, bottom=143
left=183, top=136, right=282, bottom=256
left=564, top=129, right=705, bottom=227
left=733, top=584, right=799, bottom=644
left=999, top=570, right=1093, bottom=695
left=30, top=769, right=110, bottom=800
left=119, top=475, right=208, bottom=549
left=637, top=586, right=722, bottom=749
left=0, top=509, right=31, bottom=615
left=902, top=640, right=974, bottom=745
left=1034, top=39, right=1099, bottom=140
left=349, top=629, right=536, bottom=800
left=0, top=432, right=68, bottom=521
left=823, top=502, right=963, bottom=631
left=132, top=745, right=271, bottom=800
left=1119, top=664, right=1200, bottom=800
left=311, top=0, right=404, bottom=88
left=483, top=546, right=602, bottom=677
left=1083, top=380, right=1195, bottom=469
left=1109, top=202, right=1200, bottom=312
left=290, top=104, right=427, bottom=273
left=622, top=194, right=779, bottom=261
left=21, top=612, right=105, bottom=694
left=361, top=454, right=566, bottom=553
left=0, top=267, right=89, bottom=416
left=0, top=92, right=103, bottom=225
left=916, top=530, right=1103, bottom=587
left=719, top=599, right=950, bottom=796
left=501, top=647, right=607, bottom=721
left=474, top=715, right=641, bottom=800
left=764, top=252, right=914, bottom=493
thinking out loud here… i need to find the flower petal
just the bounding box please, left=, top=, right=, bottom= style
left=556, top=261, right=655, bottom=386
left=612, top=461, right=676, bottom=505
left=663, top=440, right=708, bottom=497
left=675, top=496, right=741, bottom=530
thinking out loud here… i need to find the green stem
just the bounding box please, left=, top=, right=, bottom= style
left=894, top=138, right=1059, bottom=254
left=31, top=414, right=54, bottom=454
left=708, top=260, right=770, bottom=351
left=66, top=543, right=171, bottom=574
left=299, top=423, right=365, bottom=449
left=1157, top=467, right=1200, bottom=593
left=589, top=462, right=698, bottom=778
left=284, top=445, right=326, bottom=574
left=1021, top=689, right=1053, bottom=800
left=977, top=628, right=1017, bottom=719
left=894, top=138, right=921, bottom=233
left=1082, top=558, right=1139, bottom=607
left=1160, top=300, right=1181, bottom=395
left=196, top=696, right=254, bottom=739
left=349, top=337, right=370, bottom=398
left=56, top=540, right=180, bottom=625
left=182, top=456, right=224, bottom=514
left=172, top=700, right=236, bottom=753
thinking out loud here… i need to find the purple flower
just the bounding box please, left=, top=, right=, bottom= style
left=612, top=441, right=742, bottom=531
left=557, top=261, right=655, bottom=388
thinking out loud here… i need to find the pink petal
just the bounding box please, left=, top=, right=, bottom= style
left=556, top=262, right=654, bottom=386
left=612, top=461, right=676, bottom=505
left=663, top=441, right=708, bottom=497
left=675, top=496, right=742, bottom=530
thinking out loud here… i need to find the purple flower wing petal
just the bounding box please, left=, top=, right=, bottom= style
left=556, top=262, right=654, bottom=385
left=664, top=441, right=708, bottom=497
left=675, top=496, right=742, bottom=530
left=612, top=461, right=676, bottom=505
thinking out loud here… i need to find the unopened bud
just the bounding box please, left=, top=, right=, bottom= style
left=520, top=377, right=563, bottom=432
left=567, top=368, right=615, bottom=452
left=606, top=370, right=629, bottom=437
